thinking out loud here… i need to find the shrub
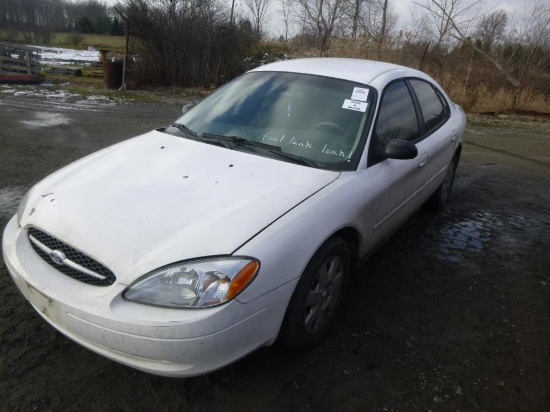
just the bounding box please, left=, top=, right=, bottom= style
left=66, top=32, right=84, bottom=47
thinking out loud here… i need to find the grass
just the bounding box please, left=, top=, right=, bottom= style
left=43, top=70, right=205, bottom=105
left=52, top=33, right=125, bottom=53
left=467, top=113, right=550, bottom=132
left=0, top=31, right=125, bottom=53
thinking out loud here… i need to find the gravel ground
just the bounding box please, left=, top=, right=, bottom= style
left=0, top=92, right=549, bottom=411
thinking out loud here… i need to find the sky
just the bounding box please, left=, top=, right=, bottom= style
left=261, top=0, right=531, bottom=38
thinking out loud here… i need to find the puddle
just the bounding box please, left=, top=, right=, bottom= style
left=21, top=112, right=70, bottom=128
left=0, top=186, right=27, bottom=219
left=435, top=212, right=493, bottom=262
left=423, top=211, right=541, bottom=263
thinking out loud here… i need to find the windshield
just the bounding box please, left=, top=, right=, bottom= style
left=173, top=71, right=375, bottom=171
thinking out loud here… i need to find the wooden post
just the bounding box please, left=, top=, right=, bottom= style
left=122, top=20, right=129, bottom=90
left=114, top=7, right=130, bottom=91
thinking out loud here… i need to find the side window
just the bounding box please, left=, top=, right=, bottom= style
left=409, top=80, right=446, bottom=133
left=375, top=81, right=419, bottom=145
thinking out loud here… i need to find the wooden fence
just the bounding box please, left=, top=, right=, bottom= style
left=0, top=42, right=41, bottom=76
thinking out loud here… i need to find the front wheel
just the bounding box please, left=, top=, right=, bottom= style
left=279, top=237, right=350, bottom=351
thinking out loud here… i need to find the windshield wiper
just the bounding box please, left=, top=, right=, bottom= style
left=170, top=125, right=234, bottom=149
left=264, top=149, right=318, bottom=168
left=171, top=123, right=198, bottom=137
left=201, top=133, right=281, bottom=151
left=203, top=133, right=317, bottom=167
left=171, top=129, right=316, bottom=167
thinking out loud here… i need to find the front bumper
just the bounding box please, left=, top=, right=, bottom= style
left=2, top=216, right=295, bottom=377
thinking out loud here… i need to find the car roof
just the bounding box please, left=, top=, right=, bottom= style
left=250, top=58, right=425, bottom=86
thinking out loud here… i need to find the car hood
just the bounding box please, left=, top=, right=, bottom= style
left=23, top=130, right=339, bottom=284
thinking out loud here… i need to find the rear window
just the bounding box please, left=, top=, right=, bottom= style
left=409, top=80, right=446, bottom=133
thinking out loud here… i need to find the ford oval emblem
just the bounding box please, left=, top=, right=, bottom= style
left=50, top=250, right=66, bottom=265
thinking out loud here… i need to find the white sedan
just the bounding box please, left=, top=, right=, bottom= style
left=2, top=58, right=465, bottom=377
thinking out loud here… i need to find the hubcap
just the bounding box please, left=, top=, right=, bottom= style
left=304, top=255, right=344, bottom=334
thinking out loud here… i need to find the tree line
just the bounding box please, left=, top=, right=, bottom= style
left=0, top=0, right=123, bottom=43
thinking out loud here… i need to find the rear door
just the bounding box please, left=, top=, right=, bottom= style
left=407, top=79, right=456, bottom=194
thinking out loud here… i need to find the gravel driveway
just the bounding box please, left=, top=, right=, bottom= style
left=1, top=92, right=549, bottom=411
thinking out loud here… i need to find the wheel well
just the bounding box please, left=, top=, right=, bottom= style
left=332, top=227, right=360, bottom=269
left=454, top=145, right=462, bottom=165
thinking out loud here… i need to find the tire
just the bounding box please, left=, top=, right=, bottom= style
left=279, top=236, right=351, bottom=351
left=425, top=154, right=458, bottom=210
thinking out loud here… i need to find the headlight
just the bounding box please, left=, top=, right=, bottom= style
left=123, top=257, right=260, bottom=308
left=17, top=187, right=34, bottom=226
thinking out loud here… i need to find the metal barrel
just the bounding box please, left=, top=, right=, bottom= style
left=103, top=60, right=123, bottom=89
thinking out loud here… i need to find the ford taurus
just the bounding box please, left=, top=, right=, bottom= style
left=2, top=58, right=466, bottom=377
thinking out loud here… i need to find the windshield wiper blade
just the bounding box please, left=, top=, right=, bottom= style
left=265, top=149, right=318, bottom=168
left=201, top=133, right=281, bottom=151
left=169, top=125, right=233, bottom=149
left=202, top=133, right=316, bottom=167
left=171, top=123, right=197, bottom=137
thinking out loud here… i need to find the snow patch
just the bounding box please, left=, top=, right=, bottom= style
left=35, top=45, right=100, bottom=66
left=86, top=95, right=111, bottom=101
left=5, top=88, right=79, bottom=99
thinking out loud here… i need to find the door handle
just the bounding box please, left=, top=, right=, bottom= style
left=418, top=153, right=428, bottom=168
left=451, top=130, right=457, bottom=142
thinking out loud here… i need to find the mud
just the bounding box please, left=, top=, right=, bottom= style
left=0, top=93, right=549, bottom=411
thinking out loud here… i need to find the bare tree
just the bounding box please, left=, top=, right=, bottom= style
left=350, top=0, right=365, bottom=39
left=413, top=0, right=484, bottom=49
left=280, top=0, right=292, bottom=41
left=244, top=0, right=269, bottom=39
left=516, top=1, right=550, bottom=51
left=354, top=0, right=397, bottom=50
left=410, top=9, right=435, bottom=43
left=475, top=9, right=508, bottom=52
left=510, top=1, right=550, bottom=103
left=293, top=0, right=352, bottom=55
left=230, top=0, right=236, bottom=27
left=378, top=0, right=388, bottom=45
left=368, top=1, right=397, bottom=42
left=425, top=0, right=550, bottom=108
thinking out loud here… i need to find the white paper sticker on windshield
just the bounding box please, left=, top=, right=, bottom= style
left=342, top=99, right=368, bottom=112
left=351, top=87, right=369, bottom=102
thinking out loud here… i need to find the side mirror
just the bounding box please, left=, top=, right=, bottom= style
left=181, top=102, right=196, bottom=115
left=382, top=139, right=418, bottom=160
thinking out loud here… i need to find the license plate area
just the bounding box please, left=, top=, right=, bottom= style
left=26, top=283, right=61, bottom=322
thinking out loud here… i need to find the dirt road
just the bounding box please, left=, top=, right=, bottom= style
left=1, top=92, right=549, bottom=411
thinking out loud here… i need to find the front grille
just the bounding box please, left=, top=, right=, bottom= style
left=27, top=227, right=116, bottom=286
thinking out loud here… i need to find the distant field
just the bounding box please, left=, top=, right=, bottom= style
left=0, top=31, right=125, bottom=53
